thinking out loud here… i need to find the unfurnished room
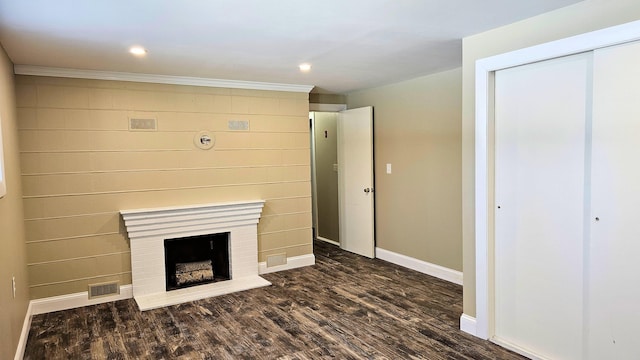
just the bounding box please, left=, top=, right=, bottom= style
left=1, top=1, right=640, bottom=359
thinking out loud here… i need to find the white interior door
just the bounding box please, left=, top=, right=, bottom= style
left=588, top=41, right=640, bottom=360
left=337, top=106, right=374, bottom=258
left=494, top=53, right=591, bottom=359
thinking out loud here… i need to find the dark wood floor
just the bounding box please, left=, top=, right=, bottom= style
left=24, top=241, right=524, bottom=359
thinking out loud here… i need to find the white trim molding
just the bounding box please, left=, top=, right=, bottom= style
left=17, top=285, right=133, bottom=359
left=459, top=313, right=478, bottom=337
left=375, top=247, right=463, bottom=285
left=316, top=236, right=339, bottom=247
left=259, top=253, right=316, bottom=275
left=474, top=19, right=640, bottom=341
left=14, top=65, right=314, bottom=93
left=30, top=284, right=133, bottom=316
left=15, top=302, right=33, bottom=360
left=121, top=200, right=270, bottom=310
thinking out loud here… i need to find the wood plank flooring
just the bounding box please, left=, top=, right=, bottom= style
left=24, top=241, right=524, bottom=359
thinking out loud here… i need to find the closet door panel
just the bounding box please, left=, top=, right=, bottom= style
left=589, top=41, right=640, bottom=360
left=494, top=53, right=590, bottom=359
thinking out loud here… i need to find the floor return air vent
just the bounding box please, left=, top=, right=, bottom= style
left=88, top=281, right=120, bottom=299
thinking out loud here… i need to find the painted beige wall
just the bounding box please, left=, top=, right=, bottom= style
left=309, top=93, right=346, bottom=105
left=313, top=112, right=339, bottom=242
left=347, top=68, right=462, bottom=271
left=462, top=0, right=640, bottom=317
left=0, top=46, right=29, bottom=359
left=16, top=75, right=312, bottom=299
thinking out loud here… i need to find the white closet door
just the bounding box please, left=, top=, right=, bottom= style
left=494, top=53, right=591, bottom=359
left=588, top=41, right=640, bottom=359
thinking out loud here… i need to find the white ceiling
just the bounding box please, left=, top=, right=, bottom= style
left=0, top=0, right=582, bottom=94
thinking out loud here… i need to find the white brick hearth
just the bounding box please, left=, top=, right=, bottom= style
left=121, top=200, right=270, bottom=311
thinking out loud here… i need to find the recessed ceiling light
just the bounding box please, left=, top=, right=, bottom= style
left=299, top=63, right=312, bottom=72
left=129, top=46, right=147, bottom=56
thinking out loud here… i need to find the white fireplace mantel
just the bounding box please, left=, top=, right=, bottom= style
left=121, top=200, right=270, bottom=310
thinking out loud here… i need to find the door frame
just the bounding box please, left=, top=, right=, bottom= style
left=309, top=105, right=347, bottom=246
left=473, top=19, right=640, bottom=340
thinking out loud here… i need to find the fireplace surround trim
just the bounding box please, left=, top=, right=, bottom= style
left=121, top=200, right=269, bottom=310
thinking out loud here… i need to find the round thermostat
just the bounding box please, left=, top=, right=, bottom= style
left=194, top=131, right=215, bottom=150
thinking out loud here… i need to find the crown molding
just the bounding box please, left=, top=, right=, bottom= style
left=13, top=65, right=314, bottom=93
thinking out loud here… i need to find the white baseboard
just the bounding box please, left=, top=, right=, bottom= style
left=15, top=285, right=133, bottom=360
left=316, top=236, right=339, bottom=246
left=26, top=254, right=316, bottom=316
left=31, top=284, right=133, bottom=316
left=375, top=247, right=463, bottom=285
left=15, top=301, right=33, bottom=360
left=460, top=313, right=477, bottom=336
left=259, top=253, right=315, bottom=274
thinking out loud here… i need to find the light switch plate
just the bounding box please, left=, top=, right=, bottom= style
left=386, top=163, right=392, bottom=174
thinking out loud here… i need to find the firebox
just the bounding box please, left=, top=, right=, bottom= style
left=164, top=232, right=230, bottom=291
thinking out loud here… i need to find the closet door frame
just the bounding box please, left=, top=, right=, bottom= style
left=471, top=19, right=640, bottom=342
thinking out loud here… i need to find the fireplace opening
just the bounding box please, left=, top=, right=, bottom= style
left=164, top=232, right=230, bottom=291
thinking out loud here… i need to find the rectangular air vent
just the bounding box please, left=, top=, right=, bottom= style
left=266, top=253, right=287, bottom=268
left=129, top=118, right=157, bottom=131
left=228, top=120, right=249, bottom=131
left=88, top=281, right=120, bottom=299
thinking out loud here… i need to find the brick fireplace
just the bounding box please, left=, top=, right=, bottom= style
left=121, top=200, right=270, bottom=311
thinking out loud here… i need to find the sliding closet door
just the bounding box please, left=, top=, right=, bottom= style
left=588, top=41, right=640, bottom=359
left=494, top=53, right=591, bottom=359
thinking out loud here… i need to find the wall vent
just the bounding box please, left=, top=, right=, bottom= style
left=129, top=118, right=157, bottom=131
left=266, top=253, right=287, bottom=267
left=88, top=281, right=120, bottom=299
left=228, top=120, right=249, bottom=131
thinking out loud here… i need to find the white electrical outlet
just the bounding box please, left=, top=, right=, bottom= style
left=12, top=276, right=16, bottom=298
left=386, top=163, right=392, bottom=174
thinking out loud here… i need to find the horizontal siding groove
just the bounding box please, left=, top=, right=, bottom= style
left=260, top=211, right=311, bottom=218
left=25, top=231, right=121, bottom=244
left=20, top=147, right=308, bottom=154
left=22, top=164, right=310, bottom=176
left=24, top=196, right=311, bottom=221
left=258, top=227, right=311, bottom=236
left=211, top=147, right=309, bottom=151
left=25, top=211, right=120, bottom=222
left=27, top=251, right=131, bottom=266
left=258, top=243, right=312, bottom=253
left=22, top=180, right=311, bottom=199
left=16, top=108, right=306, bottom=117
left=18, top=128, right=309, bottom=134
left=264, top=195, right=310, bottom=201
left=29, top=271, right=132, bottom=288
left=21, top=149, right=193, bottom=154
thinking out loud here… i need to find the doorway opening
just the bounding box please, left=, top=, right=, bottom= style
left=310, top=111, right=341, bottom=247
left=309, top=106, right=376, bottom=258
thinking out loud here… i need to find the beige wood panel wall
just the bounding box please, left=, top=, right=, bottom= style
left=15, top=75, right=312, bottom=299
